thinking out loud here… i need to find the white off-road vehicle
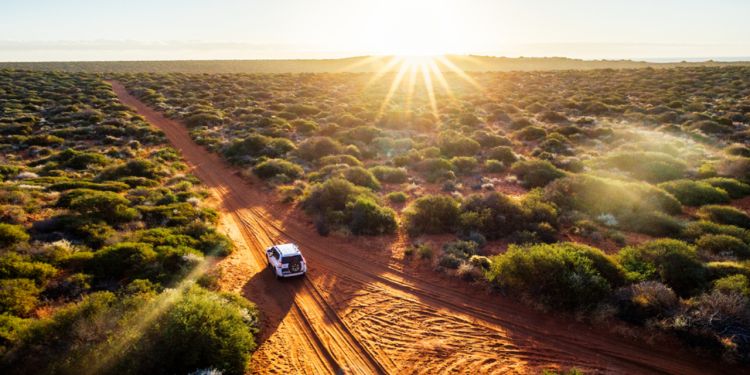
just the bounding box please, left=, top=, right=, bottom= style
left=266, top=243, right=307, bottom=278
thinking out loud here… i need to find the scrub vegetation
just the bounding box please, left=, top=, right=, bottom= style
left=0, top=70, right=258, bottom=374
left=119, top=65, right=750, bottom=363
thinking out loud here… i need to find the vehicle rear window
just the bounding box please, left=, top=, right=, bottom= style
left=281, top=255, right=302, bottom=264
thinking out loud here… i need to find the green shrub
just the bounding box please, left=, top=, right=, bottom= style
left=369, top=166, right=408, bottom=184
left=484, top=160, right=507, bottom=173
left=296, top=136, right=343, bottom=161
left=683, top=220, right=750, bottom=244
left=450, top=156, right=478, bottom=175
left=615, top=281, right=679, bottom=324
left=486, top=146, right=518, bottom=165
left=513, top=126, right=547, bottom=141
left=386, top=191, right=408, bottom=203
left=696, top=205, right=750, bottom=229
left=545, top=174, right=682, bottom=216
left=223, top=134, right=295, bottom=162
left=99, top=159, right=161, bottom=181
left=135, top=287, right=258, bottom=374
left=619, top=211, right=683, bottom=237
left=185, top=113, right=222, bottom=128
left=438, top=253, right=462, bottom=269
left=0, top=224, right=29, bottom=248
left=416, top=158, right=455, bottom=182
left=0, top=313, right=30, bottom=349
left=488, top=242, right=624, bottom=309
left=618, top=239, right=707, bottom=297
left=701, top=177, right=750, bottom=199
left=300, top=178, right=391, bottom=234
left=438, top=132, right=480, bottom=157
left=252, top=158, right=303, bottom=180
left=403, top=195, right=460, bottom=235
left=598, top=151, right=686, bottom=183
left=0, top=279, right=40, bottom=316
left=343, top=167, right=381, bottom=190
left=318, top=154, right=362, bottom=167
left=658, top=179, right=730, bottom=206
left=510, top=160, right=565, bottom=188
left=88, top=242, right=158, bottom=281
left=2, top=287, right=259, bottom=375
left=712, top=274, right=750, bottom=296
left=48, top=180, right=129, bottom=192
left=0, top=165, right=20, bottom=181
left=51, top=149, right=110, bottom=170
left=459, top=192, right=526, bottom=239
left=696, top=234, right=750, bottom=259
left=57, top=189, right=138, bottom=224
left=0, top=253, right=57, bottom=284
left=345, top=197, right=397, bottom=235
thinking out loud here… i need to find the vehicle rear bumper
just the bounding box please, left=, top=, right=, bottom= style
left=278, top=270, right=306, bottom=278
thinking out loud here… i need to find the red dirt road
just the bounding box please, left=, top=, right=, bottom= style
left=110, top=81, right=731, bottom=375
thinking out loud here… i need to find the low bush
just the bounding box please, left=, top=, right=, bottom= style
left=87, top=242, right=158, bottom=281
left=510, top=160, right=566, bottom=188
left=343, top=167, right=381, bottom=190
left=658, top=179, right=730, bottom=206
left=403, top=195, right=460, bottom=235
left=318, top=154, right=362, bottom=167
left=416, top=158, right=455, bottom=182
left=683, top=220, right=750, bottom=244
left=696, top=205, right=750, bottom=229
left=296, top=136, right=343, bottom=161
left=301, top=178, right=393, bottom=234
left=438, top=132, right=480, bottom=157
left=615, top=281, right=679, bottom=324
left=2, top=286, right=259, bottom=375
left=0, top=224, right=29, bottom=248
left=0, top=279, right=40, bottom=316
left=184, top=112, right=222, bottom=127
left=618, top=239, right=707, bottom=297
left=701, top=177, right=750, bottom=199
left=252, top=158, right=303, bottom=180
left=545, top=174, right=682, bottom=216
left=598, top=151, right=686, bottom=183
left=713, top=274, right=750, bottom=297
left=345, top=197, right=397, bottom=235
left=99, top=159, right=162, bottom=181
left=458, top=192, right=526, bottom=239
left=450, top=156, right=478, bottom=175
left=386, top=191, right=408, bottom=203
left=486, top=146, right=518, bottom=165
left=513, top=126, right=547, bottom=141
left=696, top=234, right=750, bottom=259
left=0, top=253, right=58, bottom=284
left=618, top=211, right=683, bottom=237
left=369, top=166, right=408, bottom=184
left=487, top=242, right=624, bottom=310
left=57, top=189, right=138, bottom=224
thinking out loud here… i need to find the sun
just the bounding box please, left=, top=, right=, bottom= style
left=360, top=0, right=462, bottom=57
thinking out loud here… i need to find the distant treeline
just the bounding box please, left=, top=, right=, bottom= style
left=1, top=55, right=749, bottom=73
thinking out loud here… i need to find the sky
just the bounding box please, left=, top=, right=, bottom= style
left=1, top=0, right=749, bottom=61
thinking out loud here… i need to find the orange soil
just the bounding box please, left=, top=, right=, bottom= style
left=110, top=81, right=733, bottom=375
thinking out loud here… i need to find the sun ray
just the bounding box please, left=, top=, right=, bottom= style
left=81, top=259, right=213, bottom=375
left=405, top=62, right=419, bottom=117
left=375, top=60, right=410, bottom=121
left=420, top=62, right=441, bottom=123
left=427, top=59, right=455, bottom=100
left=436, top=55, right=484, bottom=92
left=364, top=55, right=403, bottom=89
left=336, top=55, right=386, bottom=73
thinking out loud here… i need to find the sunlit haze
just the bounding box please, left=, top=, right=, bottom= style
left=1, top=0, right=749, bottom=61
